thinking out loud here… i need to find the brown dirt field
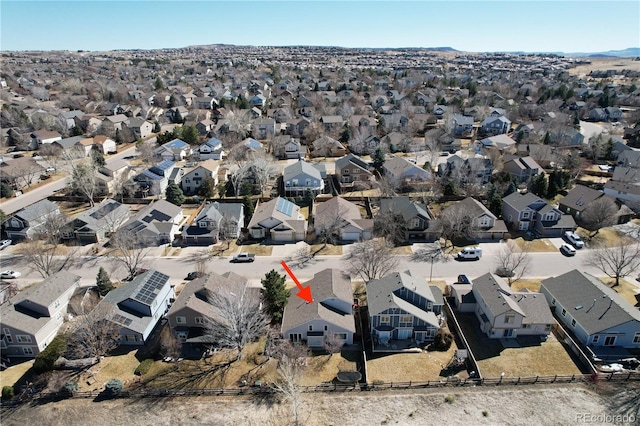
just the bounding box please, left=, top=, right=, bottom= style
left=367, top=344, right=459, bottom=383
left=2, top=383, right=637, bottom=426
left=566, top=57, right=640, bottom=78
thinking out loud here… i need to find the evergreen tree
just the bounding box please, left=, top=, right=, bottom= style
left=91, top=150, right=106, bottom=167
left=443, top=180, right=458, bottom=196
left=242, top=195, right=254, bottom=224
left=71, top=125, right=84, bottom=136
left=373, top=148, right=386, bottom=173
left=96, top=267, right=114, bottom=297
left=115, top=128, right=123, bottom=144
left=154, top=76, right=164, bottom=90
left=503, top=180, right=517, bottom=197
left=153, top=121, right=161, bottom=133
left=199, top=176, right=217, bottom=198
left=542, top=132, right=551, bottom=145
left=529, top=173, right=548, bottom=197
left=303, top=188, right=315, bottom=208
left=486, top=184, right=503, bottom=216
left=165, top=183, right=185, bottom=206
left=180, top=125, right=199, bottom=145
left=260, top=270, right=289, bottom=324
left=0, top=183, right=14, bottom=198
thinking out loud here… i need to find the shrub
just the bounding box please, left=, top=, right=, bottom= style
left=134, top=359, right=154, bottom=376
left=482, top=410, right=489, bottom=417
left=104, top=379, right=123, bottom=397
left=2, top=385, right=15, bottom=400
left=430, top=328, right=454, bottom=351
left=444, top=395, right=455, bottom=404
left=61, top=381, right=78, bottom=396
left=33, top=334, right=68, bottom=373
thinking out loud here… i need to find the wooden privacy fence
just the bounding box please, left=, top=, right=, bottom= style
left=4, top=371, right=639, bottom=407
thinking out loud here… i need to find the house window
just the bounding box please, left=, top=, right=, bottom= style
left=4, top=334, right=12, bottom=343
left=561, top=308, right=567, bottom=317
left=505, top=313, right=515, bottom=324
left=334, top=333, right=347, bottom=340
left=195, top=317, right=208, bottom=325
left=544, top=324, right=551, bottom=332
left=125, top=335, right=138, bottom=342
left=185, top=179, right=190, bottom=183
left=523, top=324, right=530, bottom=329
left=604, top=336, right=616, bottom=346
left=308, top=325, right=313, bottom=331
left=176, top=316, right=186, bottom=324
left=324, top=325, right=328, bottom=331
left=479, top=217, right=491, bottom=227
left=380, top=316, right=390, bottom=324
left=400, top=316, right=411, bottom=323
left=593, top=335, right=599, bottom=344
left=409, top=218, right=420, bottom=229
left=195, top=172, right=199, bottom=176
left=16, top=335, right=32, bottom=343
left=522, top=211, right=530, bottom=219
left=633, top=333, right=640, bottom=344
left=22, top=347, right=34, bottom=355
left=571, top=319, right=576, bottom=327
left=2, top=328, right=10, bottom=335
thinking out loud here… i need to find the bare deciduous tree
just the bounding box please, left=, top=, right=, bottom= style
left=159, top=326, right=183, bottom=360
left=584, top=239, right=640, bottom=287
left=580, top=197, right=619, bottom=238
left=231, top=164, right=248, bottom=197
left=271, top=340, right=310, bottom=426
left=65, top=305, right=121, bottom=359
left=494, top=242, right=531, bottom=286
left=246, top=155, right=275, bottom=198
left=203, top=285, right=267, bottom=360
left=68, top=158, right=98, bottom=207
left=344, top=239, right=399, bottom=282
left=438, top=203, right=477, bottom=248
left=108, top=230, right=150, bottom=280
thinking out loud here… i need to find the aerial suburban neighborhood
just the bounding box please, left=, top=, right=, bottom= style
left=1, top=40, right=639, bottom=424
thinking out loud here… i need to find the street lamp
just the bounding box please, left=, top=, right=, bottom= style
left=429, top=253, right=436, bottom=283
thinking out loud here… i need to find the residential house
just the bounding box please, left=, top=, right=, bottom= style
left=350, top=115, right=378, bottom=137
left=155, top=138, right=192, bottom=161
left=549, top=127, right=585, bottom=147
left=451, top=273, right=554, bottom=339
left=438, top=155, right=493, bottom=185
left=253, top=118, right=276, bottom=140
left=540, top=270, right=640, bottom=360
left=58, top=110, right=84, bottom=130
left=603, top=180, right=640, bottom=205
left=379, top=197, right=436, bottom=241
left=247, top=197, right=307, bottom=242
left=281, top=269, right=355, bottom=348
left=104, top=114, right=129, bottom=131
left=249, top=94, right=266, bottom=108
left=314, top=197, right=373, bottom=242
left=382, top=156, right=432, bottom=189
left=116, top=199, right=183, bottom=246
left=502, top=192, right=576, bottom=237
left=126, top=160, right=175, bottom=196
left=440, top=197, right=508, bottom=240
left=181, top=160, right=220, bottom=195
left=335, top=153, right=375, bottom=193
left=167, top=272, right=252, bottom=343
left=195, top=137, right=224, bottom=161
left=280, top=138, right=306, bottom=160
left=62, top=199, right=130, bottom=243
left=451, top=114, right=474, bottom=137
left=165, top=106, right=189, bottom=123
left=195, top=96, right=218, bottom=110
left=283, top=159, right=325, bottom=197
left=319, top=115, right=345, bottom=133
left=92, top=135, right=117, bottom=155
left=480, top=134, right=516, bottom=151
left=503, top=156, right=542, bottom=183
left=433, top=105, right=448, bottom=119
left=367, top=271, right=444, bottom=351
left=589, top=108, right=608, bottom=122
left=125, top=118, right=153, bottom=139
left=0, top=271, right=81, bottom=358
left=616, top=150, right=640, bottom=168
left=286, top=117, right=311, bottom=138
left=183, top=202, right=244, bottom=246
left=31, top=129, right=62, bottom=145
left=480, top=115, right=511, bottom=136
left=196, top=119, right=215, bottom=135
left=558, top=185, right=610, bottom=219
left=310, top=136, right=346, bottom=158
left=95, top=158, right=131, bottom=196
left=0, top=157, right=45, bottom=190
left=3, top=199, right=60, bottom=240
left=98, top=270, right=174, bottom=346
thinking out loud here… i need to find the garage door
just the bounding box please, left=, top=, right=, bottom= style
left=272, top=232, right=293, bottom=241
left=307, top=336, right=324, bottom=347
left=342, top=232, right=361, bottom=241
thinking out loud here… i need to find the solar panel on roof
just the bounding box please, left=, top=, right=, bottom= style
left=275, top=198, right=294, bottom=216
left=89, top=202, right=120, bottom=220
left=112, top=313, right=132, bottom=327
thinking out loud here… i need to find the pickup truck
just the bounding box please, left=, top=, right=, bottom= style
left=231, top=253, right=255, bottom=263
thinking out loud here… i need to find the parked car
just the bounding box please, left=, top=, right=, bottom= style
left=457, top=274, right=471, bottom=284
left=12, top=153, right=24, bottom=158
left=45, top=166, right=56, bottom=172
left=0, top=270, right=21, bottom=279
left=456, top=247, right=482, bottom=261
left=185, top=271, right=204, bottom=280
left=0, top=239, right=12, bottom=250
left=6, top=147, right=17, bottom=153
left=231, top=253, right=256, bottom=263
left=495, top=267, right=515, bottom=278
left=560, top=243, right=576, bottom=256
left=563, top=231, right=584, bottom=249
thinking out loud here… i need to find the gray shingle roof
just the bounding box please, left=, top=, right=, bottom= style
left=379, top=197, right=430, bottom=222
left=541, top=270, right=640, bottom=335
left=281, top=269, right=355, bottom=334
left=283, top=160, right=322, bottom=182
left=472, top=273, right=526, bottom=317
left=13, top=199, right=59, bottom=223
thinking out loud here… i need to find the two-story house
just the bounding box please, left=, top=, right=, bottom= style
left=283, top=160, right=325, bottom=197
left=382, top=156, right=432, bottom=189
left=439, top=197, right=508, bottom=240
left=62, top=198, right=131, bottom=243
left=1, top=271, right=81, bottom=358
left=502, top=192, right=576, bottom=237
left=183, top=202, right=244, bottom=246
left=3, top=199, right=61, bottom=241
left=281, top=269, right=355, bottom=348
left=451, top=114, right=474, bottom=137
left=167, top=272, right=253, bottom=343
left=310, top=136, right=346, bottom=158
left=247, top=197, right=307, bottom=242
left=481, top=115, right=511, bottom=136
left=335, top=153, right=375, bottom=193
left=540, top=270, right=640, bottom=361
left=252, top=118, right=276, bottom=140
left=126, top=160, right=176, bottom=196
left=195, top=138, right=224, bottom=161
left=181, top=160, right=220, bottom=195
left=98, top=270, right=174, bottom=345
left=379, top=197, right=436, bottom=241
left=125, top=118, right=153, bottom=139
left=314, top=196, right=373, bottom=243
left=367, top=270, right=444, bottom=351
left=502, top=156, right=542, bottom=183
left=450, top=273, right=554, bottom=339
left=155, top=139, right=192, bottom=161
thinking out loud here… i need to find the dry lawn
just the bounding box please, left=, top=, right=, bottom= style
left=296, top=351, right=358, bottom=386
left=0, top=360, right=33, bottom=389
left=390, top=245, right=413, bottom=255
left=584, top=227, right=623, bottom=247
left=58, top=202, right=92, bottom=219
left=511, top=237, right=555, bottom=253
left=73, top=350, right=141, bottom=392
left=600, top=277, right=640, bottom=307
left=211, top=240, right=240, bottom=256
left=456, top=313, right=581, bottom=378
left=310, top=243, right=342, bottom=255
left=237, top=244, right=273, bottom=256
left=566, top=57, right=640, bottom=77
left=300, top=206, right=309, bottom=220
left=509, top=279, right=542, bottom=293
left=367, top=343, right=460, bottom=383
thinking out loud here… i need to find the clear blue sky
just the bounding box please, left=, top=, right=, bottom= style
left=1, top=1, right=639, bottom=53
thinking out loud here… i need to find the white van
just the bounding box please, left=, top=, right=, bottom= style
left=456, top=247, right=482, bottom=260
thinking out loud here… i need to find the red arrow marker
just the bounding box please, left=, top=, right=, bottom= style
left=281, top=260, right=313, bottom=303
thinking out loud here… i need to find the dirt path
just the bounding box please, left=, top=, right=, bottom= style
left=2, top=382, right=638, bottom=426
